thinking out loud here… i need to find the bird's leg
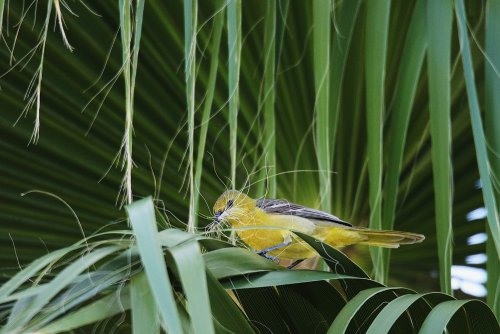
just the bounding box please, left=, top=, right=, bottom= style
left=287, top=259, right=304, bottom=269
left=260, top=253, right=279, bottom=262
left=256, top=241, right=291, bottom=262
left=256, top=241, right=291, bottom=255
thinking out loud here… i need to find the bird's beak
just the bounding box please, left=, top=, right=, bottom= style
left=213, top=211, right=222, bottom=225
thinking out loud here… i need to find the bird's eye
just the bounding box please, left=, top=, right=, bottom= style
left=226, top=199, right=234, bottom=208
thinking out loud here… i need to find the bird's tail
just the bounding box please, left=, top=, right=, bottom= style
left=353, top=228, right=425, bottom=248
left=320, top=227, right=425, bottom=248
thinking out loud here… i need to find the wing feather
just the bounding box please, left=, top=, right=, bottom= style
left=256, top=198, right=352, bottom=227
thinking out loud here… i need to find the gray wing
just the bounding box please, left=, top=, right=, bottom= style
left=256, top=198, right=352, bottom=227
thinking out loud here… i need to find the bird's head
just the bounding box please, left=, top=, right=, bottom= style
left=212, top=190, right=256, bottom=226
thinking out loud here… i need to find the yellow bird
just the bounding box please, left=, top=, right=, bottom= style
left=212, top=190, right=424, bottom=263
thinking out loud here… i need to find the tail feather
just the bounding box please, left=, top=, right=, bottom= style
left=319, top=227, right=425, bottom=248
left=354, top=228, right=425, bottom=248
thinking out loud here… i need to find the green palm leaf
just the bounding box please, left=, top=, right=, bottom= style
left=0, top=197, right=497, bottom=333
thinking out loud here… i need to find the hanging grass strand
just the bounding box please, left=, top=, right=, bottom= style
left=184, top=0, right=198, bottom=232
left=427, top=0, right=453, bottom=295
left=313, top=0, right=332, bottom=213
left=192, top=3, right=224, bottom=228
left=484, top=0, right=500, bottom=318
left=227, top=0, right=242, bottom=189
left=365, top=0, right=390, bottom=283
